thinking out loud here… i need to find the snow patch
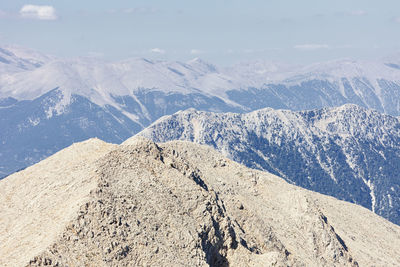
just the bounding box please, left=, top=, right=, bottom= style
left=45, top=90, right=71, bottom=119
left=28, top=117, right=40, bottom=126
left=365, top=179, right=376, bottom=213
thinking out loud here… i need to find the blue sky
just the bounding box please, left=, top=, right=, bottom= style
left=1, top=0, right=400, bottom=65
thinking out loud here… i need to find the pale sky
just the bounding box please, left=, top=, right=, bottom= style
left=1, top=0, right=400, bottom=65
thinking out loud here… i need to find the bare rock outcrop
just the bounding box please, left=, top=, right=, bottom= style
left=1, top=137, right=400, bottom=266
left=0, top=138, right=116, bottom=267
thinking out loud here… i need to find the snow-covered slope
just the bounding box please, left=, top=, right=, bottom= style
left=225, top=58, right=400, bottom=116
left=0, top=46, right=45, bottom=73
left=2, top=49, right=400, bottom=115
left=0, top=56, right=232, bottom=105
left=137, top=104, right=400, bottom=225
left=2, top=45, right=55, bottom=66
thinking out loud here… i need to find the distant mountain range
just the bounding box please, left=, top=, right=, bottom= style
left=1, top=44, right=400, bottom=183
left=137, top=105, right=400, bottom=225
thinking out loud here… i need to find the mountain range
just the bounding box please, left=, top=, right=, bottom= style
left=2, top=46, right=400, bottom=179
left=137, top=104, right=400, bottom=225
left=1, top=137, right=399, bottom=266
left=2, top=45, right=400, bottom=265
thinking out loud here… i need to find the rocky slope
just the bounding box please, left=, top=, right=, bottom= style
left=137, top=104, right=400, bottom=225
left=1, top=137, right=400, bottom=266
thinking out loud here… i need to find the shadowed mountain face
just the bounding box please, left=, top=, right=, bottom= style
left=0, top=88, right=241, bottom=179
left=1, top=137, right=400, bottom=266
left=137, top=104, right=400, bottom=225
left=0, top=89, right=141, bottom=178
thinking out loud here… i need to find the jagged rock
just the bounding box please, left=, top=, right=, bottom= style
left=1, top=137, right=399, bottom=266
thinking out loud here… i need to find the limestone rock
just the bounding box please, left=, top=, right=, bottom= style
left=1, top=137, right=399, bottom=266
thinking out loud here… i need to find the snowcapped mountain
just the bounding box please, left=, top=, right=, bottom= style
left=2, top=46, right=400, bottom=114
left=137, top=104, right=400, bottom=225
left=225, top=58, right=400, bottom=115
left=1, top=45, right=400, bottom=180
left=0, top=47, right=44, bottom=73
left=0, top=54, right=241, bottom=178
left=0, top=56, right=228, bottom=103
left=2, top=49, right=400, bottom=115
left=2, top=45, right=55, bottom=66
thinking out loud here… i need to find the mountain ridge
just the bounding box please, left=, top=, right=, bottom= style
left=137, top=104, right=400, bottom=225
left=2, top=44, right=400, bottom=182
left=2, top=46, right=400, bottom=114
left=1, top=137, right=400, bottom=266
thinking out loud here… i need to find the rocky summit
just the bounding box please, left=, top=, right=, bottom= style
left=1, top=137, right=399, bottom=266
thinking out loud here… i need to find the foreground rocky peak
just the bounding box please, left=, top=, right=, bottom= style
left=1, top=137, right=400, bottom=266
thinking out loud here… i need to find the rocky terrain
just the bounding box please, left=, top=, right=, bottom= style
left=1, top=137, right=400, bottom=266
left=138, top=104, right=400, bottom=226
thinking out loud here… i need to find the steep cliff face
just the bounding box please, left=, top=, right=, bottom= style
left=1, top=137, right=400, bottom=266
left=138, top=104, right=400, bottom=225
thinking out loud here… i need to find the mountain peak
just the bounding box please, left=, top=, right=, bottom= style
left=187, top=57, right=218, bottom=73
left=2, top=138, right=400, bottom=266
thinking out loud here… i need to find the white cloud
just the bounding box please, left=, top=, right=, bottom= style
left=106, top=9, right=118, bottom=14
left=348, top=10, right=367, bottom=16
left=294, top=44, right=330, bottom=50
left=335, top=10, right=368, bottom=17
left=87, top=52, right=104, bottom=58
left=150, top=48, right=165, bottom=54
left=336, top=44, right=354, bottom=49
left=244, top=49, right=254, bottom=53
left=20, top=5, right=57, bottom=20
left=190, top=49, right=204, bottom=55
left=124, top=7, right=157, bottom=14
left=243, top=48, right=279, bottom=54
left=393, top=17, right=400, bottom=23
